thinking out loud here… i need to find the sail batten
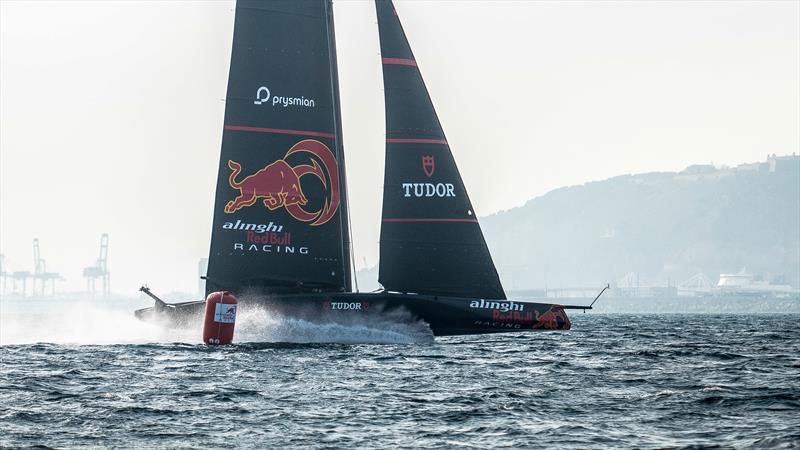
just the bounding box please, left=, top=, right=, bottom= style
left=382, top=57, right=417, bottom=66
left=386, top=138, right=448, bottom=145
left=223, top=125, right=336, bottom=139
left=376, top=0, right=507, bottom=300
left=383, top=218, right=479, bottom=223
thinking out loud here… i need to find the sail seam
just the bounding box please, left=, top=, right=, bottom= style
left=224, top=125, right=335, bottom=139
left=386, top=138, right=448, bottom=145
left=383, top=218, right=479, bottom=223
left=382, top=57, right=417, bottom=67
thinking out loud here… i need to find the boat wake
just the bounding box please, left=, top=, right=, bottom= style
left=234, top=305, right=434, bottom=344
left=0, top=297, right=433, bottom=345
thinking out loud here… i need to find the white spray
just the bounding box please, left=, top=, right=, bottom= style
left=0, top=296, right=434, bottom=345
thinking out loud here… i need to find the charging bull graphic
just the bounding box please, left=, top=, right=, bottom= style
left=224, top=139, right=340, bottom=226
left=532, top=306, right=571, bottom=330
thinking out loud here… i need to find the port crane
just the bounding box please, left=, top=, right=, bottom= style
left=83, top=233, right=110, bottom=297
left=2, top=253, right=31, bottom=297
left=32, top=238, right=62, bottom=296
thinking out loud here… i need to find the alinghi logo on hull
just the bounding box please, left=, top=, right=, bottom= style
left=469, top=299, right=524, bottom=313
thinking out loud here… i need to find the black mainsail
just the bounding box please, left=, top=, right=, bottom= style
left=206, top=0, right=351, bottom=295
left=375, top=0, right=506, bottom=300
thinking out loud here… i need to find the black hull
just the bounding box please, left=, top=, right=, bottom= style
left=135, top=292, right=571, bottom=337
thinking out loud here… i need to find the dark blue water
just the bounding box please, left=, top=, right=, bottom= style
left=1, top=314, right=799, bottom=448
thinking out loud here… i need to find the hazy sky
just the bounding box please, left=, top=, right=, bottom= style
left=1, top=0, right=798, bottom=296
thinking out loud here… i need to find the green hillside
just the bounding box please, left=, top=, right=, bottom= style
left=481, top=155, right=800, bottom=290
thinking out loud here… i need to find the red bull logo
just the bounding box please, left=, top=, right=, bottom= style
left=224, top=139, right=340, bottom=226
left=213, top=303, right=237, bottom=324
left=532, top=306, right=571, bottom=330
left=473, top=304, right=571, bottom=330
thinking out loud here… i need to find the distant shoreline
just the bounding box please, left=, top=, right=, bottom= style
left=510, top=292, right=800, bottom=314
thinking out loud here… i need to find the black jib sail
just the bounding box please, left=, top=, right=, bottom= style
left=375, top=0, right=506, bottom=300
left=206, top=0, right=351, bottom=296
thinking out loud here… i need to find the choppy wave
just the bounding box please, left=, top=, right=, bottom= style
left=0, top=301, right=798, bottom=448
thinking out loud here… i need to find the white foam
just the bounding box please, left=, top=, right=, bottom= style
left=234, top=305, right=434, bottom=344
left=0, top=296, right=433, bottom=345
left=0, top=296, right=200, bottom=345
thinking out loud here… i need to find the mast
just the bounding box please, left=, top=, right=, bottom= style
left=325, top=0, right=353, bottom=292
left=206, top=0, right=351, bottom=296
left=375, top=0, right=507, bottom=300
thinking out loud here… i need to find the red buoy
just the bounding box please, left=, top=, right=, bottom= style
left=202, top=291, right=237, bottom=345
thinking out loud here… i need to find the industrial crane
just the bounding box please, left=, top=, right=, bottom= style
left=32, top=238, right=62, bottom=296
left=2, top=253, right=31, bottom=297
left=83, top=233, right=110, bottom=297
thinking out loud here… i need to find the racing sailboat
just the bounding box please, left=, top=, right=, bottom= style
left=136, top=0, right=593, bottom=335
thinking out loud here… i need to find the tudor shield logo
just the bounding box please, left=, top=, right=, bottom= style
left=401, top=155, right=454, bottom=198
left=422, top=155, right=435, bottom=177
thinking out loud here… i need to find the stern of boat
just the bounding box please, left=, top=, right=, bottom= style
left=532, top=304, right=571, bottom=331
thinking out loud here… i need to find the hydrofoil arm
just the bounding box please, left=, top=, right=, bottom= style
left=139, top=285, right=173, bottom=310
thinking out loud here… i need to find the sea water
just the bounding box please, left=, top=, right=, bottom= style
left=1, top=297, right=798, bottom=448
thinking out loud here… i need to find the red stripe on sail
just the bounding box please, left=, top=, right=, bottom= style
left=383, top=218, right=479, bottom=223
left=386, top=138, right=448, bottom=145
left=382, top=57, right=417, bottom=67
left=224, top=125, right=335, bottom=139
